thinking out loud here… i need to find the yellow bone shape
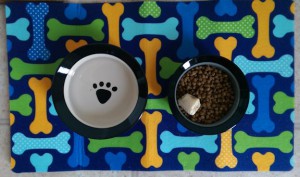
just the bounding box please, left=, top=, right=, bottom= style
left=65, top=39, right=87, bottom=53
left=252, top=152, right=275, bottom=171
left=140, top=38, right=162, bottom=96
left=251, top=0, right=275, bottom=58
left=290, top=2, right=295, bottom=15
left=215, top=129, right=238, bottom=168
left=214, top=36, right=237, bottom=61
left=140, top=111, right=163, bottom=168
left=102, top=3, right=124, bottom=47
left=29, top=77, right=52, bottom=134
left=10, top=113, right=15, bottom=126
left=11, top=157, right=16, bottom=170
left=214, top=36, right=238, bottom=168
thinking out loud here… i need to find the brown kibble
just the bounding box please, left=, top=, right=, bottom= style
left=176, top=65, right=235, bottom=125
left=191, top=71, right=197, bottom=76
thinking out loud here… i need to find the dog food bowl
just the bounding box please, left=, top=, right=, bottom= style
left=52, top=44, right=147, bottom=139
left=168, top=55, right=249, bottom=134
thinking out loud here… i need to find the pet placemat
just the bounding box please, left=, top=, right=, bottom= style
left=6, top=0, right=294, bottom=172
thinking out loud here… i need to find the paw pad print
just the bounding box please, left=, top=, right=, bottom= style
left=93, top=81, right=117, bottom=104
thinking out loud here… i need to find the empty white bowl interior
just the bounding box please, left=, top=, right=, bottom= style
left=64, top=54, right=139, bottom=128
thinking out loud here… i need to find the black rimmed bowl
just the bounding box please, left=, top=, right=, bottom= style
left=168, top=55, right=249, bottom=135
left=52, top=44, right=148, bottom=139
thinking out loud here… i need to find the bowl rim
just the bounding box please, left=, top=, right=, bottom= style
left=168, top=55, right=249, bottom=135
left=52, top=43, right=148, bottom=139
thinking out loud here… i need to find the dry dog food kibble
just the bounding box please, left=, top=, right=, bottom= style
left=176, top=65, right=235, bottom=124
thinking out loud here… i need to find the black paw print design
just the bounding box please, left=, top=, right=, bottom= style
left=93, top=81, right=117, bottom=104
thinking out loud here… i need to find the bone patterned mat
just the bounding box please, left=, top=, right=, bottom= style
left=6, top=0, right=294, bottom=172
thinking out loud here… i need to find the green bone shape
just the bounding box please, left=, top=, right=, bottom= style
left=196, top=15, right=255, bottom=40
left=10, top=94, right=32, bottom=116
left=234, top=131, right=293, bottom=153
left=139, top=1, right=161, bottom=18
left=146, top=97, right=172, bottom=114
left=159, top=57, right=181, bottom=79
left=47, top=18, right=105, bottom=41
left=273, top=91, right=294, bottom=114
left=178, top=152, right=200, bottom=170
left=88, top=131, right=143, bottom=153
left=10, top=58, right=63, bottom=80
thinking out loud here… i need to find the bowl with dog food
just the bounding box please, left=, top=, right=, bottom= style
left=52, top=44, right=148, bottom=139
left=168, top=55, right=249, bottom=134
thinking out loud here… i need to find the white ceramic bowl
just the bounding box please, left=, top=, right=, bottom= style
left=52, top=44, right=147, bottom=139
